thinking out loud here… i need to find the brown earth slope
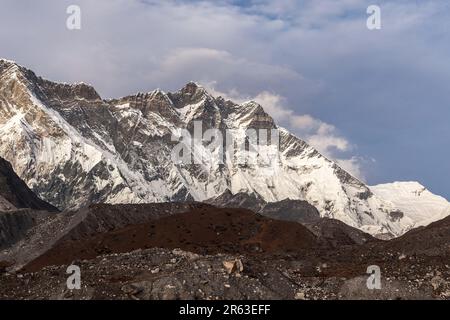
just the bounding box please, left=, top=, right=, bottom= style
left=23, top=205, right=320, bottom=272
left=0, top=203, right=449, bottom=300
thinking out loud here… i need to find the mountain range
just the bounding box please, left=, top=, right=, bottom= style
left=0, top=58, right=448, bottom=238
left=0, top=58, right=449, bottom=300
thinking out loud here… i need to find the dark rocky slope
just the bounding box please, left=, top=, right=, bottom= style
left=0, top=157, right=58, bottom=250
left=0, top=157, right=58, bottom=212
left=206, top=190, right=321, bottom=224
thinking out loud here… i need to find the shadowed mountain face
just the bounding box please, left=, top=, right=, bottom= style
left=206, top=190, right=321, bottom=224
left=0, top=157, right=58, bottom=212
left=379, top=215, right=450, bottom=256
left=0, top=157, right=58, bottom=250
left=207, top=191, right=374, bottom=246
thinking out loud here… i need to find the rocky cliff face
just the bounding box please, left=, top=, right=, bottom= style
left=0, top=155, right=57, bottom=250
left=206, top=190, right=321, bottom=225
left=0, top=156, right=57, bottom=212
left=0, top=58, right=447, bottom=237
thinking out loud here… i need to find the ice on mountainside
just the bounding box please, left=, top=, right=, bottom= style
left=370, top=182, right=450, bottom=231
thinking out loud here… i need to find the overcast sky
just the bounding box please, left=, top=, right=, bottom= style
left=1, top=0, right=449, bottom=198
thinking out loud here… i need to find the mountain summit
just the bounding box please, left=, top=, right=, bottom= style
left=0, top=59, right=448, bottom=237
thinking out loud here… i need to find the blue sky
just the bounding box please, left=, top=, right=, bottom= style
left=0, top=0, right=449, bottom=198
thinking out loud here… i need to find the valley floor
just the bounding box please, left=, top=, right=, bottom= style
left=1, top=247, right=449, bottom=300
left=1, top=204, right=449, bottom=300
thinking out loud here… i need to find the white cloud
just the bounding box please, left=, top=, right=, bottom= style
left=146, top=47, right=303, bottom=93
left=336, top=157, right=365, bottom=181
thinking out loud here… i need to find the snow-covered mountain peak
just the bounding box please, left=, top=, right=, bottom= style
left=168, top=81, right=211, bottom=108
left=0, top=60, right=101, bottom=103
left=370, top=182, right=450, bottom=231
left=0, top=58, right=17, bottom=64
left=0, top=59, right=448, bottom=238
left=0, top=58, right=20, bottom=71
left=0, top=59, right=27, bottom=83
left=41, top=81, right=101, bottom=102
left=371, top=181, right=447, bottom=201
left=182, top=81, right=205, bottom=92
left=374, top=181, right=427, bottom=194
